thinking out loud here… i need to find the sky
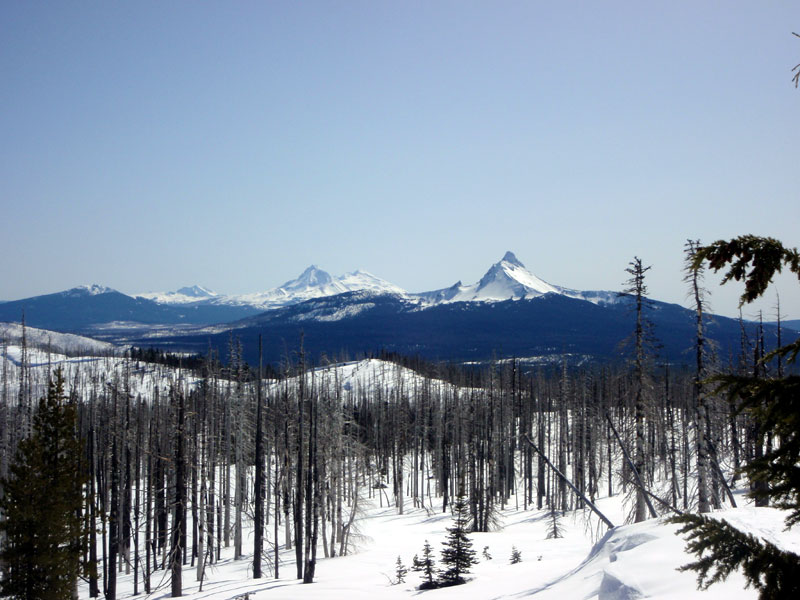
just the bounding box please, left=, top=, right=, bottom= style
left=1, top=1, right=798, bottom=320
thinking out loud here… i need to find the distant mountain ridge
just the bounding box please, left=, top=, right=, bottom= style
left=0, top=252, right=788, bottom=368
left=122, top=289, right=773, bottom=368
left=134, top=251, right=618, bottom=312
left=136, top=266, right=406, bottom=310
left=0, top=285, right=260, bottom=331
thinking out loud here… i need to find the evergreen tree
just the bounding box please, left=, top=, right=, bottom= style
left=438, top=492, right=477, bottom=586
left=393, top=555, right=407, bottom=584
left=673, top=236, right=800, bottom=598
left=412, top=540, right=437, bottom=589
left=0, top=368, right=89, bottom=599
left=510, top=546, right=522, bottom=564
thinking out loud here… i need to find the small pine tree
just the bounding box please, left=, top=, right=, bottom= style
left=394, top=555, right=407, bottom=584
left=412, top=540, right=437, bottom=589
left=0, top=369, right=90, bottom=599
left=510, top=546, right=522, bottom=564
left=438, top=492, right=478, bottom=586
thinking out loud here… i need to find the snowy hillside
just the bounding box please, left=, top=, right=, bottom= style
left=0, top=322, right=116, bottom=356
left=268, top=358, right=457, bottom=396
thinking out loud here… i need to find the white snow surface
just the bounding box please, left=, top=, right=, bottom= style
left=77, top=493, right=798, bottom=600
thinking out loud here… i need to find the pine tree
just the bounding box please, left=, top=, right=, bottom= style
left=510, top=546, right=522, bottom=564
left=438, top=492, right=477, bottom=586
left=0, top=368, right=90, bottom=599
left=673, top=236, right=800, bottom=598
left=411, top=540, right=437, bottom=589
left=393, top=555, right=407, bottom=584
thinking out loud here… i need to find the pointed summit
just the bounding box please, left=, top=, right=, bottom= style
left=282, top=265, right=335, bottom=291
left=501, top=251, right=524, bottom=268
left=432, top=252, right=560, bottom=302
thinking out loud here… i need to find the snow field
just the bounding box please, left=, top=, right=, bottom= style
left=77, top=487, right=798, bottom=600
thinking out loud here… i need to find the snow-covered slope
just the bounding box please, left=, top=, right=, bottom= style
left=76, top=490, right=799, bottom=600
left=268, top=358, right=456, bottom=396
left=0, top=322, right=116, bottom=356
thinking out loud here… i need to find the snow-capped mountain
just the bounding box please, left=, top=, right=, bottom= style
left=138, top=285, right=218, bottom=304
left=414, top=251, right=618, bottom=306
left=64, top=284, right=117, bottom=297
left=139, top=266, right=406, bottom=310
left=417, top=251, right=561, bottom=303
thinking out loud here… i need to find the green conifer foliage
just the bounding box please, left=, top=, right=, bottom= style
left=673, top=236, right=800, bottom=598
left=0, top=369, right=89, bottom=600
left=394, top=555, right=407, bottom=584
left=412, top=540, right=437, bottom=588
left=438, top=493, right=478, bottom=586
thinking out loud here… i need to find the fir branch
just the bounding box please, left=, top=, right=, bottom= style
left=670, top=514, right=800, bottom=599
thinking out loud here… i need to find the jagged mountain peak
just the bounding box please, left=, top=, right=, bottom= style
left=500, top=250, right=524, bottom=267
left=282, top=265, right=335, bottom=291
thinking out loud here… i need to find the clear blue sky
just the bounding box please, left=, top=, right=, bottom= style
left=1, top=1, right=798, bottom=319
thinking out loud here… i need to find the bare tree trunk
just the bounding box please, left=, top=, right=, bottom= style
left=171, top=389, right=186, bottom=597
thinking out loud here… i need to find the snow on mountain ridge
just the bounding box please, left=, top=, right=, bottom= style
left=281, top=265, right=338, bottom=292
left=176, top=285, right=216, bottom=298
left=67, top=284, right=116, bottom=296
left=128, top=252, right=619, bottom=312
left=137, top=285, right=218, bottom=305
left=215, top=266, right=406, bottom=310
left=441, top=251, right=562, bottom=303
